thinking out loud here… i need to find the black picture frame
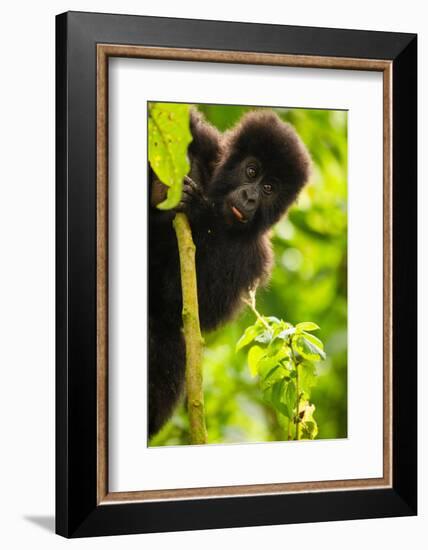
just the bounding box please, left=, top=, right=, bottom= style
left=56, top=11, right=417, bottom=538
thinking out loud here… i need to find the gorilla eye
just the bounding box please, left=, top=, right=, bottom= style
left=246, top=164, right=258, bottom=179
left=263, top=183, right=273, bottom=195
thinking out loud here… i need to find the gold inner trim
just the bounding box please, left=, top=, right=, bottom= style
left=96, top=44, right=393, bottom=504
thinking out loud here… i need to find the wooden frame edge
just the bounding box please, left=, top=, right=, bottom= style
left=98, top=44, right=391, bottom=71
left=96, top=44, right=393, bottom=504
left=97, top=45, right=109, bottom=503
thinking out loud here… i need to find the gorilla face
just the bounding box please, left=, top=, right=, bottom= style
left=217, top=156, right=280, bottom=228
left=207, top=110, right=311, bottom=235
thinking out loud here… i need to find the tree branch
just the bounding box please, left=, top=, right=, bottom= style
left=173, top=213, right=207, bottom=444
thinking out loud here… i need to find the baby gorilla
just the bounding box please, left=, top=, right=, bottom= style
left=148, top=109, right=311, bottom=437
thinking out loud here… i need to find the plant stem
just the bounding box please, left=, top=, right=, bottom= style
left=242, top=289, right=271, bottom=331
left=290, top=344, right=301, bottom=441
left=295, top=362, right=301, bottom=440
left=173, top=213, right=207, bottom=445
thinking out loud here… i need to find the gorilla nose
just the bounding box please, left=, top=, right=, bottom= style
left=241, top=187, right=258, bottom=210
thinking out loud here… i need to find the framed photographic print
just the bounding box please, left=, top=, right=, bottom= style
left=56, top=11, right=417, bottom=538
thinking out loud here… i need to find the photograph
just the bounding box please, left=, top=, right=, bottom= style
left=148, top=101, right=348, bottom=446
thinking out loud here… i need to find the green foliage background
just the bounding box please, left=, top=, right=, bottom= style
left=150, top=103, right=348, bottom=446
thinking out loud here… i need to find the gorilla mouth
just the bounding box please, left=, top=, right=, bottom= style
left=231, top=205, right=247, bottom=223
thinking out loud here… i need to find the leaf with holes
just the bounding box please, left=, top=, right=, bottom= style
left=148, top=103, right=193, bottom=210
left=298, top=402, right=319, bottom=440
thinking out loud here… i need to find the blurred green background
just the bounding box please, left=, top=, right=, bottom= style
left=150, top=103, right=348, bottom=446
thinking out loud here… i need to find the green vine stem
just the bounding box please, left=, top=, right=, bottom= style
left=290, top=345, right=301, bottom=440
left=173, top=213, right=207, bottom=445
left=295, top=362, right=301, bottom=440
left=241, top=285, right=271, bottom=331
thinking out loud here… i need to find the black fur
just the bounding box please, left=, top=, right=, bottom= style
left=148, top=108, right=311, bottom=437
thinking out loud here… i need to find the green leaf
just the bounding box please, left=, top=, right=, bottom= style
left=265, top=316, right=281, bottom=324
left=303, top=335, right=326, bottom=360
left=266, top=339, right=283, bottom=356
left=302, top=331, right=324, bottom=350
left=292, top=334, right=326, bottom=361
left=260, top=364, right=288, bottom=391
left=271, top=321, right=290, bottom=335
left=301, top=421, right=318, bottom=440
left=284, top=380, right=297, bottom=419
left=299, top=362, right=317, bottom=395
left=247, top=345, right=265, bottom=377
left=236, top=324, right=262, bottom=351
left=277, top=327, right=296, bottom=340
left=263, top=378, right=294, bottom=419
left=270, top=380, right=289, bottom=417
left=148, top=103, right=193, bottom=210
left=258, top=348, right=288, bottom=377
left=255, top=329, right=273, bottom=344
left=298, top=402, right=319, bottom=439
left=296, top=322, right=320, bottom=332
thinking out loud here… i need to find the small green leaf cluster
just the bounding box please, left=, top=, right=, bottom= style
left=236, top=317, right=326, bottom=440
left=148, top=102, right=193, bottom=210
